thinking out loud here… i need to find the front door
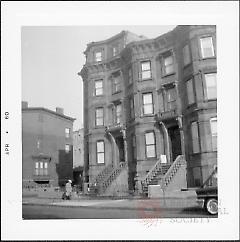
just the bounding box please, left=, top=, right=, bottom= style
left=116, top=136, right=125, bottom=163
left=168, top=125, right=182, bottom=162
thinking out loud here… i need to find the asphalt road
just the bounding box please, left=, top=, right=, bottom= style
left=22, top=204, right=214, bottom=219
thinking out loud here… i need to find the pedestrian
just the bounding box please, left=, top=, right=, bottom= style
left=65, top=179, right=72, bottom=200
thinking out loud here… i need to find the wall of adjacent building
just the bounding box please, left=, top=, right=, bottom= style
left=22, top=109, right=73, bottom=187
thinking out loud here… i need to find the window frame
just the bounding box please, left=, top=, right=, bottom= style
left=191, top=121, right=201, bottom=154
left=161, top=51, right=175, bottom=76
left=165, top=87, right=176, bottom=111
left=65, top=144, right=70, bottom=153
left=200, top=36, right=215, bottom=59
left=94, top=79, right=103, bottom=96
left=95, top=107, right=104, bottom=127
left=142, top=92, right=154, bottom=115
left=144, top=131, right=157, bottom=159
left=95, top=51, right=102, bottom=62
left=96, top=140, right=105, bottom=164
left=183, top=44, right=191, bottom=66
left=140, top=60, right=152, bottom=80
left=65, top=128, right=70, bottom=138
left=210, top=117, right=217, bottom=151
left=204, top=73, right=217, bottom=100
left=112, top=73, right=122, bottom=94
left=129, top=97, right=135, bottom=120
left=115, top=103, right=122, bottom=124
left=186, top=78, right=195, bottom=105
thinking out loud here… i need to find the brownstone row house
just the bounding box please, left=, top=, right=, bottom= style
left=22, top=102, right=75, bottom=187
left=79, top=25, right=217, bottom=196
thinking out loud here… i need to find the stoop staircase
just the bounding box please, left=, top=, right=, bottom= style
left=142, top=155, right=186, bottom=196
left=89, top=162, right=127, bottom=196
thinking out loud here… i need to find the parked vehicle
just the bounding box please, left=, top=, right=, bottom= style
left=196, top=186, right=218, bottom=215
left=196, top=166, right=218, bottom=215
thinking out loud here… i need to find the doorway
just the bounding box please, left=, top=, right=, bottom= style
left=168, top=125, right=182, bottom=162
left=115, top=136, right=125, bottom=163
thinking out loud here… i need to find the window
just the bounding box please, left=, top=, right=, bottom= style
left=162, top=53, right=174, bottom=75
left=35, top=161, right=48, bottom=176
left=112, top=75, right=121, bottom=93
left=205, top=73, right=217, bottom=100
left=112, top=46, right=118, bottom=56
left=115, top=104, right=122, bottom=124
left=145, top=131, right=156, bottom=158
left=165, top=88, right=176, bottom=111
left=128, top=67, right=133, bottom=84
left=95, top=107, right=104, bottom=126
left=200, top=37, right=215, bottom=58
left=96, top=141, right=105, bottom=164
left=141, top=61, right=151, bottom=80
left=210, top=117, right=217, bottom=151
left=183, top=44, right=191, bottom=66
left=130, top=97, right=135, bottom=119
left=191, top=121, right=200, bottom=153
left=95, top=51, right=102, bottom=62
left=143, top=93, right=153, bottom=115
left=95, top=79, right=103, bottom=96
left=65, top=144, right=70, bottom=153
left=65, top=128, right=70, bottom=138
left=132, top=135, right=137, bottom=159
left=186, top=78, right=195, bottom=105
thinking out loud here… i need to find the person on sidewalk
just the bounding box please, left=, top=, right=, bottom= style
left=63, top=180, right=72, bottom=200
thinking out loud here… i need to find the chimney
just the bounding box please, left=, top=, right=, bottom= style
left=56, top=107, right=64, bottom=115
left=22, top=101, right=28, bottom=109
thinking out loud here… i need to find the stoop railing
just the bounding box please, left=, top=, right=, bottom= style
left=160, top=155, right=185, bottom=191
left=100, top=162, right=127, bottom=193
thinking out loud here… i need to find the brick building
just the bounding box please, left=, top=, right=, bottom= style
left=79, top=25, right=217, bottom=195
left=22, top=101, right=75, bottom=187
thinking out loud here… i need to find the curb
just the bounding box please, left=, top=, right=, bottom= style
left=22, top=202, right=199, bottom=211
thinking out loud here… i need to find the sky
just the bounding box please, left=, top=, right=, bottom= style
left=21, top=25, right=176, bottom=130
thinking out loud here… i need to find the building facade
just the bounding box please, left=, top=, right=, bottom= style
left=22, top=102, right=75, bottom=187
left=73, top=128, right=84, bottom=168
left=79, top=26, right=217, bottom=191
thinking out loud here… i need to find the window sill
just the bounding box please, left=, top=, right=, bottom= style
left=200, top=56, right=216, bottom=61
left=96, top=163, right=105, bottom=166
left=95, top=125, right=105, bottom=129
left=161, top=72, right=175, bottom=78
left=112, top=90, right=122, bottom=95
left=183, top=63, right=192, bottom=69
left=139, top=77, right=153, bottom=82
left=94, top=95, right=104, bottom=98
left=142, top=114, right=155, bottom=118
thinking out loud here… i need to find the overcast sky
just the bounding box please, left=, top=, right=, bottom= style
left=21, top=25, right=176, bottom=130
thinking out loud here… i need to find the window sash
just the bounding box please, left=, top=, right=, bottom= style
left=145, top=132, right=156, bottom=158
left=210, top=118, right=217, bottom=151
left=95, top=52, right=102, bottom=62
left=96, top=108, right=104, bottom=126
left=191, top=122, right=200, bottom=153
left=112, top=77, right=121, bottom=93
left=65, top=128, right=70, bottom=138
left=95, top=80, right=103, bottom=95
left=205, top=73, right=217, bottom=99
left=183, top=45, right=191, bottom=66
left=130, top=98, right=134, bottom=119
left=128, top=68, right=132, bottom=84
left=186, top=79, right=195, bottom=104
left=200, top=37, right=214, bottom=58
left=116, top=104, right=122, bottom=124
left=141, top=61, right=151, bottom=79
left=163, top=55, right=174, bottom=75
left=97, top=141, right=105, bottom=164
left=65, top=144, right=70, bottom=153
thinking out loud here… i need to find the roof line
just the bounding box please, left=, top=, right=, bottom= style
left=22, top=107, right=75, bottom=121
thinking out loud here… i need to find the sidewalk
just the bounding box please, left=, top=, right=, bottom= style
left=22, top=195, right=199, bottom=211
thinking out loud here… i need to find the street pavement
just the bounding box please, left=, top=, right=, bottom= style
left=22, top=194, right=214, bottom=219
